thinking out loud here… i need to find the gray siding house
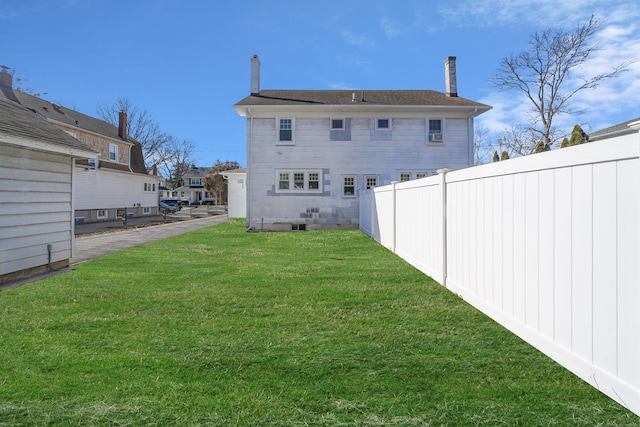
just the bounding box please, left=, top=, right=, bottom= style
left=233, top=55, right=491, bottom=230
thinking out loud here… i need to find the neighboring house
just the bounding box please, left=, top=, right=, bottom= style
left=589, top=116, right=640, bottom=142
left=0, top=90, right=97, bottom=283
left=0, top=71, right=159, bottom=223
left=220, top=168, right=247, bottom=218
left=174, top=166, right=216, bottom=205
left=233, top=55, right=492, bottom=230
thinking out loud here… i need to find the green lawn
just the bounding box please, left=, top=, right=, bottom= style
left=0, top=219, right=636, bottom=426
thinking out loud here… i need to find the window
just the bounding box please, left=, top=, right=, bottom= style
left=278, top=172, right=290, bottom=190
left=400, top=172, right=411, bottom=182
left=143, top=182, right=156, bottom=192
left=143, top=207, right=151, bottom=215
left=109, top=144, right=118, bottom=161
left=343, top=175, right=356, bottom=197
left=428, top=119, right=443, bottom=142
left=376, top=118, right=391, bottom=130
left=365, top=175, right=378, bottom=189
left=331, top=118, right=344, bottom=130
left=276, top=170, right=322, bottom=193
left=416, top=172, right=428, bottom=179
left=308, top=172, right=319, bottom=189
left=97, top=209, right=107, bottom=219
left=279, top=118, right=292, bottom=142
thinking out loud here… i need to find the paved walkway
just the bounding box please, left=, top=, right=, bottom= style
left=71, top=214, right=228, bottom=264
left=1, top=214, right=228, bottom=291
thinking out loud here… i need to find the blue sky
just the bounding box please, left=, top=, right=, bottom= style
left=2, top=0, right=639, bottom=167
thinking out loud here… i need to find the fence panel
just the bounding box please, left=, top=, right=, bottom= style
left=359, top=136, right=640, bottom=415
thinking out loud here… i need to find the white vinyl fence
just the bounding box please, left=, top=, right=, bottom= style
left=360, top=135, right=639, bottom=415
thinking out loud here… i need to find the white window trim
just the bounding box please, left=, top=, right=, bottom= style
left=375, top=117, right=392, bottom=131
left=142, top=207, right=151, bottom=215
left=342, top=174, right=357, bottom=197
left=330, top=117, right=345, bottom=130
left=97, top=209, right=108, bottom=219
left=399, top=172, right=411, bottom=182
left=275, top=169, right=322, bottom=193
left=365, top=175, right=379, bottom=190
left=427, top=117, right=445, bottom=143
left=108, top=144, right=118, bottom=161
left=276, top=117, right=295, bottom=145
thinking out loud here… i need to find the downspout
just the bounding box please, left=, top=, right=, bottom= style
left=468, top=108, right=478, bottom=167
left=246, top=108, right=253, bottom=231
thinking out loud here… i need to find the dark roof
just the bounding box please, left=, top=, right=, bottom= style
left=0, top=97, right=97, bottom=155
left=234, top=90, right=490, bottom=109
left=589, top=117, right=640, bottom=141
left=182, top=166, right=212, bottom=178
left=1, top=89, right=148, bottom=174
left=10, top=90, right=124, bottom=140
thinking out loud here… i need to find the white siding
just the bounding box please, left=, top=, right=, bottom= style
left=0, top=144, right=73, bottom=278
left=226, top=172, right=246, bottom=218
left=247, top=112, right=474, bottom=229
left=74, top=168, right=158, bottom=210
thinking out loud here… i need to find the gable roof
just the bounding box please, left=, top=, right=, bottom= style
left=234, top=89, right=491, bottom=112
left=1, top=89, right=148, bottom=175
left=10, top=90, right=126, bottom=141
left=589, top=117, right=640, bottom=141
left=0, top=97, right=97, bottom=157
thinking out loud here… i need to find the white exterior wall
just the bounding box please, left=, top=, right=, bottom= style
left=0, top=144, right=73, bottom=280
left=74, top=167, right=158, bottom=218
left=360, top=135, right=640, bottom=415
left=225, top=172, right=246, bottom=218
left=247, top=111, right=474, bottom=230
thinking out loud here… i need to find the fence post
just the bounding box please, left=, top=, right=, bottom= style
left=437, top=169, right=451, bottom=287
left=391, top=181, right=399, bottom=253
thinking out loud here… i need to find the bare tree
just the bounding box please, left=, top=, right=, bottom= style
left=96, top=98, right=171, bottom=168
left=473, top=124, right=492, bottom=165
left=204, top=160, right=242, bottom=205
left=492, top=15, right=636, bottom=151
left=158, top=137, right=195, bottom=189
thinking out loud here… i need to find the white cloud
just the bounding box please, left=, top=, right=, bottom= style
left=340, top=29, right=376, bottom=48
left=379, top=17, right=403, bottom=39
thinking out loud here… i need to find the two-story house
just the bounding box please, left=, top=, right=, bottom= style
left=173, top=166, right=215, bottom=205
left=0, top=73, right=159, bottom=223
left=233, top=55, right=491, bottom=231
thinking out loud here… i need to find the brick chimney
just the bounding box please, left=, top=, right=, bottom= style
left=118, top=110, right=128, bottom=141
left=0, top=68, right=12, bottom=88
left=250, top=54, right=260, bottom=95
left=445, top=56, right=457, bottom=97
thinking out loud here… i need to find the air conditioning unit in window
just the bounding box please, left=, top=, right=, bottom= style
left=430, top=133, right=443, bottom=142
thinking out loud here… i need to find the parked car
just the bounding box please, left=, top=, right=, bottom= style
left=159, top=201, right=179, bottom=213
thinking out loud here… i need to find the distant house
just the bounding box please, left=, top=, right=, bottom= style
left=0, top=71, right=159, bottom=223
left=0, top=86, right=97, bottom=283
left=174, top=166, right=215, bottom=205
left=589, top=117, right=640, bottom=142
left=220, top=168, right=247, bottom=218
left=233, top=55, right=491, bottom=230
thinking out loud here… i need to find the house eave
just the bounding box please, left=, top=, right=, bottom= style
left=0, top=134, right=98, bottom=158
left=233, top=103, right=491, bottom=117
